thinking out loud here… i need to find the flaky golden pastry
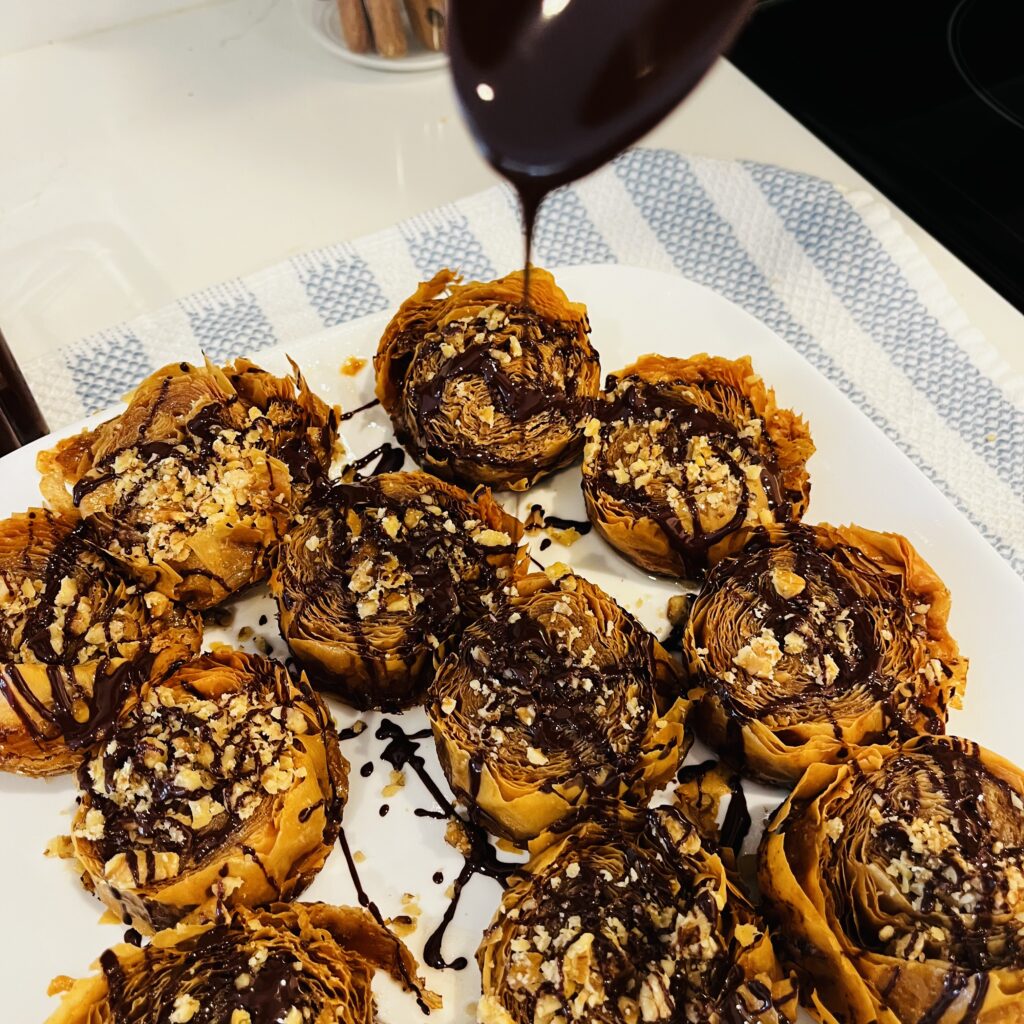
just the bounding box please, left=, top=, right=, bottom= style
left=426, top=568, right=689, bottom=842
left=45, top=901, right=440, bottom=1023
left=760, top=737, right=1024, bottom=1024
left=70, top=650, right=347, bottom=933
left=581, top=354, right=814, bottom=579
left=0, top=508, right=200, bottom=777
left=38, top=358, right=339, bottom=609
left=374, top=267, right=600, bottom=490
left=271, top=470, right=525, bottom=710
left=686, top=522, right=967, bottom=784
left=477, top=805, right=796, bottom=1024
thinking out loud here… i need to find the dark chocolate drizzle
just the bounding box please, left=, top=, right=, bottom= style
left=99, top=917, right=325, bottom=1023
left=348, top=443, right=406, bottom=477
left=336, top=826, right=433, bottom=1014
left=339, top=397, right=381, bottom=422
left=374, top=719, right=518, bottom=972
left=0, top=659, right=141, bottom=752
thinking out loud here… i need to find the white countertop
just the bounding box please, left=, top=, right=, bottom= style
left=2, top=0, right=1022, bottom=377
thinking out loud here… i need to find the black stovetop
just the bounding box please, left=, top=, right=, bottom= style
left=731, top=0, right=1024, bottom=312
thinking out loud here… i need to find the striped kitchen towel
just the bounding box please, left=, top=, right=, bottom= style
left=21, top=148, right=1024, bottom=576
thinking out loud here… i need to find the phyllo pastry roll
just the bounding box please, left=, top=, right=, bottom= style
left=760, top=737, right=1024, bottom=1024
left=685, top=522, right=967, bottom=784
left=38, top=357, right=339, bottom=609
left=70, top=650, right=348, bottom=933
left=45, top=901, right=440, bottom=1024
left=0, top=508, right=200, bottom=777
left=477, top=806, right=797, bottom=1024
left=272, top=470, right=526, bottom=710
left=581, top=354, right=814, bottom=579
left=426, top=568, right=689, bottom=842
left=374, top=267, right=600, bottom=491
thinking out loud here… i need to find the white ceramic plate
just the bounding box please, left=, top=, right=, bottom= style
left=4, top=264, right=1022, bottom=1023
left=294, top=0, right=449, bottom=74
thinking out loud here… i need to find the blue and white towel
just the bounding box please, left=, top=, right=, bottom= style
left=21, top=148, right=1024, bottom=577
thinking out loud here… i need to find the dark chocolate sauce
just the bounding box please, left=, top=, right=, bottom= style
left=360, top=761, right=375, bottom=778
left=339, top=397, right=381, bottom=422
left=542, top=514, right=593, bottom=536
left=662, top=621, right=686, bottom=655
left=349, top=443, right=406, bottom=477
left=718, top=776, right=752, bottom=855
left=336, top=827, right=433, bottom=1014
left=379, top=803, right=390, bottom=817
left=538, top=537, right=552, bottom=552
left=0, top=659, right=140, bottom=752
left=374, top=719, right=519, bottom=971
left=448, top=0, right=753, bottom=304
left=415, top=807, right=447, bottom=820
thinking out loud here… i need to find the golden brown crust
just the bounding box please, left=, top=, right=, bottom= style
left=45, top=901, right=440, bottom=1023
left=581, top=353, right=814, bottom=579
left=374, top=268, right=600, bottom=491
left=426, top=567, right=690, bottom=842
left=271, top=470, right=527, bottom=710
left=685, top=522, right=967, bottom=784
left=0, top=508, right=201, bottom=777
left=759, top=737, right=1024, bottom=1024
left=37, top=358, right=339, bottom=609
left=478, top=805, right=797, bottom=1024
left=70, top=650, right=348, bottom=933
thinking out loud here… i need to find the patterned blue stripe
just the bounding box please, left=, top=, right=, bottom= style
left=293, top=247, right=389, bottom=328
left=183, top=287, right=277, bottom=363
left=525, top=187, right=616, bottom=268
left=612, top=149, right=1024, bottom=576
left=67, top=329, right=153, bottom=413
left=746, top=161, right=1024, bottom=501
left=400, top=209, right=494, bottom=280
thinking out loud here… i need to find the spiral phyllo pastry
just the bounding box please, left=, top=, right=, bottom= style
left=426, top=568, right=689, bottom=842
left=685, top=522, right=967, bottom=784
left=272, top=470, right=525, bottom=709
left=581, top=354, right=814, bottom=579
left=0, top=508, right=201, bottom=777
left=374, top=267, right=600, bottom=491
left=45, top=902, right=440, bottom=1024
left=70, top=650, right=348, bottom=932
left=760, top=736, right=1024, bottom=1024
left=477, top=805, right=796, bottom=1024
left=38, top=357, right=339, bottom=609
